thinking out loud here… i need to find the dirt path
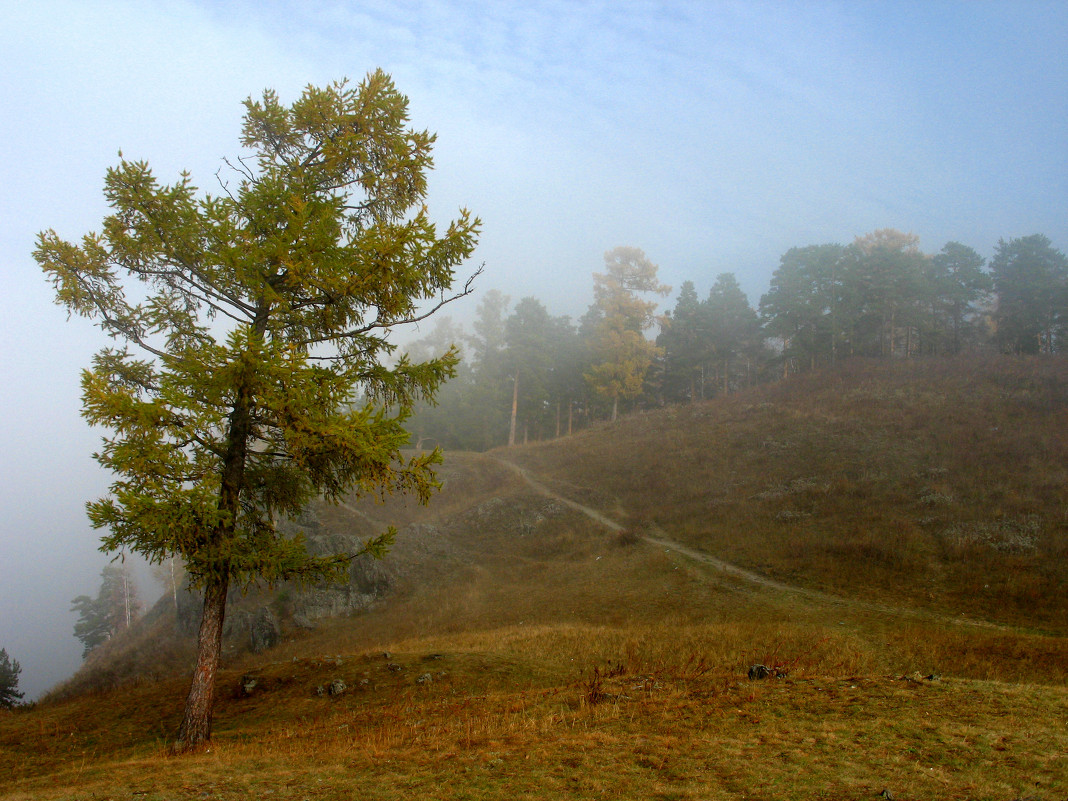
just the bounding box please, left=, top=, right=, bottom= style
left=492, top=456, right=1011, bottom=631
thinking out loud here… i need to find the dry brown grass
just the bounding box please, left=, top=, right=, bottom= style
left=3, top=620, right=1065, bottom=800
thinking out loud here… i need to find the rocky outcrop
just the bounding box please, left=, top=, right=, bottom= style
left=283, top=506, right=396, bottom=628
left=170, top=504, right=397, bottom=649
left=249, top=607, right=281, bottom=653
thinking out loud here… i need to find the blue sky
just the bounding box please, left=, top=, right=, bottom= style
left=1, top=0, right=1065, bottom=698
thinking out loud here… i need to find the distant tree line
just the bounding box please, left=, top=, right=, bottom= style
left=405, top=231, right=1067, bottom=449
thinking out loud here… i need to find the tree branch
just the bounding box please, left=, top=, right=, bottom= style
left=298, top=264, right=483, bottom=348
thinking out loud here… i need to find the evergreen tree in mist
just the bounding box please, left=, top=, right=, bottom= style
left=71, top=563, right=142, bottom=658
left=992, top=234, right=1068, bottom=354
left=0, top=649, right=23, bottom=709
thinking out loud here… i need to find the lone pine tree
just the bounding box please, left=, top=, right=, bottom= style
left=35, top=71, right=480, bottom=751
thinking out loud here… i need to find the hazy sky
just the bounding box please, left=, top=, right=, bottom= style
left=1, top=0, right=1065, bottom=699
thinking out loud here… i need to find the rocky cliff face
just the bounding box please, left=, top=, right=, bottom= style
left=286, top=506, right=395, bottom=627
left=174, top=503, right=399, bottom=652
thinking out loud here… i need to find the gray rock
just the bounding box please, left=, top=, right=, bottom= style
left=249, top=607, right=281, bottom=653
left=748, top=664, right=771, bottom=680
left=239, top=676, right=257, bottom=697
left=290, top=553, right=392, bottom=623
left=328, top=679, right=346, bottom=696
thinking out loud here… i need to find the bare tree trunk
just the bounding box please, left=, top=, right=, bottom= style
left=122, top=566, right=131, bottom=627
left=508, top=372, right=519, bottom=447
left=170, top=557, right=179, bottom=615
left=567, top=400, right=573, bottom=436
left=174, top=576, right=228, bottom=752
left=888, top=305, right=896, bottom=358
left=611, top=395, right=618, bottom=422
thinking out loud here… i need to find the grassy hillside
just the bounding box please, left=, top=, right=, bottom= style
left=509, top=356, right=1068, bottom=632
left=1, top=356, right=1065, bottom=800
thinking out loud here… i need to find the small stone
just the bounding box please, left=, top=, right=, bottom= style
left=329, top=679, right=346, bottom=696
left=748, top=664, right=771, bottom=680
left=416, top=673, right=433, bottom=684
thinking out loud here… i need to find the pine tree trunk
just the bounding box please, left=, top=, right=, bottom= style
left=174, top=333, right=255, bottom=753
left=174, top=576, right=228, bottom=752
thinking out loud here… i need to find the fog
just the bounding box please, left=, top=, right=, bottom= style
left=1, top=0, right=1065, bottom=700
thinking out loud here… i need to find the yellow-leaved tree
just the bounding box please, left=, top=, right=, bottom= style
left=585, top=247, right=670, bottom=421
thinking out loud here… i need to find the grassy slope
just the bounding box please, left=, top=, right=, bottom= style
left=1, top=356, right=1066, bottom=800
left=509, top=356, right=1068, bottom=632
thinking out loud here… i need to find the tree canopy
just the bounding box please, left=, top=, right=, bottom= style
left=36, top=71, right=480, bottom=750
